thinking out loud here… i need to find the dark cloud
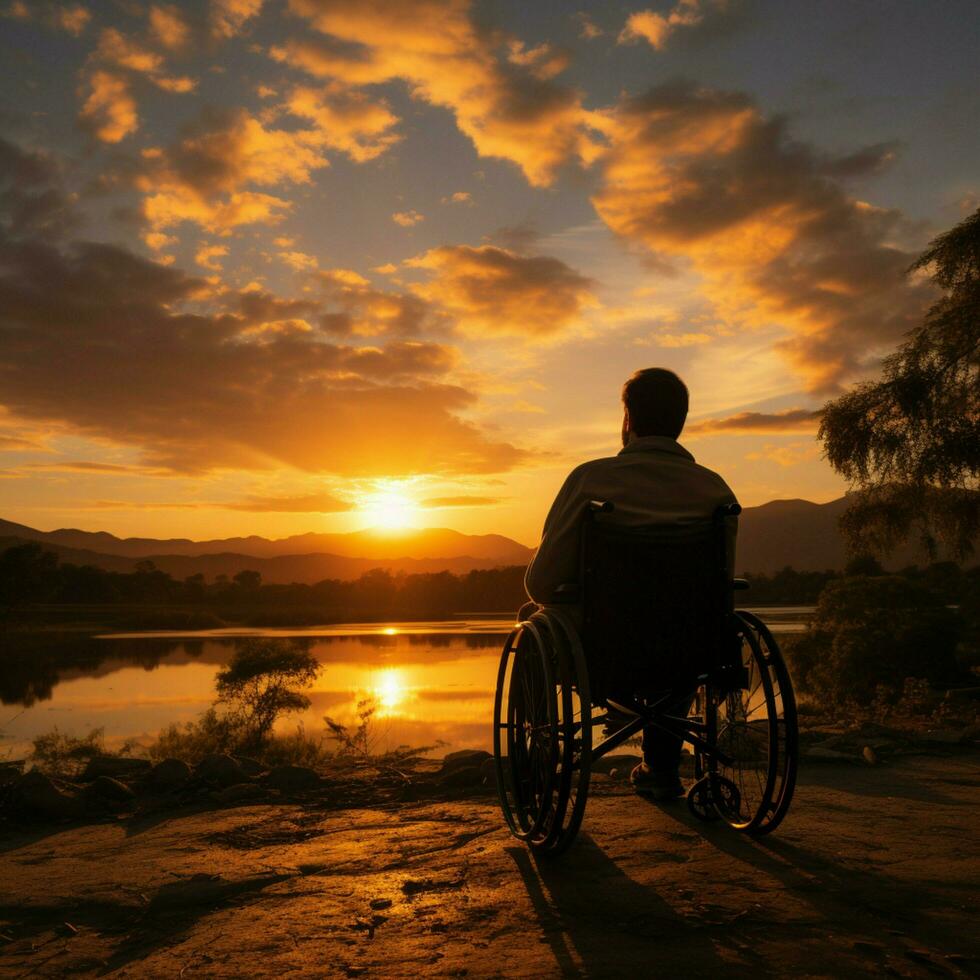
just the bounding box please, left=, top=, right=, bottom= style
left=277, top=0, right=599, bottom=186
left=0, top=137, right=78, bottom=239
left=593, top=80, right=933, bottom=391
left=0, top=224, right=524, bottom=477
left=686, top=408, right=820, bottom=436
left=485, top=221, right=540, bottom=253
left=408, top=245, right=596, bottom=336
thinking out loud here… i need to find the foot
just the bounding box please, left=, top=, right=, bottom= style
left=630, top=763, right=685, bottom=801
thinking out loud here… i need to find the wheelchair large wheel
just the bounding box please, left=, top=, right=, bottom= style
left=734, top=611, right=798, bottom=835
left=493, top=610, right=592, bottom=854
left=695, top=611, right=798, bottom=833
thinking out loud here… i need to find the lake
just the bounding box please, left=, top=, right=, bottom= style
left=0, top=608, right=813, bottom=758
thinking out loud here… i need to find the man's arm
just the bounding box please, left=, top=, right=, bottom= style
left=524, top=466, right=588, bottom=604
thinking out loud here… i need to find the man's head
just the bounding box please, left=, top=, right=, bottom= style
left=621, top=368, right=689, bottom=444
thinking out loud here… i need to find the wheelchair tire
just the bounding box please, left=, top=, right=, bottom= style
left=493, top=610, right=592, bottom=854
left=493, top=620, right=561, bottom=843
left=735, top=611, right=799, bottom=835
left=699, top=612, right=798, bottom=834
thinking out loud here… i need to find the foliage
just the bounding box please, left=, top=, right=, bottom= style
left=324, top=698, right=379, bottom=758
left=819, top=209, right=980, bottom=559
left=0, top=543, right=528, bottom=620
left=0, top=543, right=59, bottom=612
left=791, top=575, right=962, bottom=706
left=30, top=726, right=107, bottom=778
left=214, top=640, right=320, bottom=750
left=148, top=708, right=242, bottom=763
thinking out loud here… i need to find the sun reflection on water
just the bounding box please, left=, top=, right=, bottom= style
left=373, top=668, right=407, bottom=714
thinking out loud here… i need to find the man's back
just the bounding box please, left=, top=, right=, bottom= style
left=525, top=435, right=737, bottom=603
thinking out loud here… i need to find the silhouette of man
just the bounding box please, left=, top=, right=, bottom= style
left=522, top=368, right=738, bottom=800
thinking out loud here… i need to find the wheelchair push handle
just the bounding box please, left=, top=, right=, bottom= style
left=716, top=502, right=742, bottom=518
left=588, top=499, right=614, bottom=514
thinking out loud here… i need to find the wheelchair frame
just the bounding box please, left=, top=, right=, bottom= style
left=493, top=501, right=799, bottom=855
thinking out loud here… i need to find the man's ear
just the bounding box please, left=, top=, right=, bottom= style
left=621, top=407, right=631, bottom=447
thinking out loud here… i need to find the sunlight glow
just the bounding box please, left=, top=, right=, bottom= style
left=360, top=485, right=420, bottom=530
left=374, top=668, right=406, bottom=713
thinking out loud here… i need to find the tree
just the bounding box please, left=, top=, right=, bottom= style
left=214, top=639, right=320, bottom=749
left=819, top=209, right=979, bottom=559
left=233, top=569, right=262, bottom=591
left=791, top=575, right=961, bottom=706
left=0, top=543, right=59, bottom=610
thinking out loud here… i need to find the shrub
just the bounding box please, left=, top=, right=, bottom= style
left=30, top=727, right=106, bottom=778
left=214, top=639, right=320, bottom=751
left=792, top=575, right=962, bottom=706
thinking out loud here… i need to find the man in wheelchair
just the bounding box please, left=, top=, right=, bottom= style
left=521, top=368, right=738, bottom=801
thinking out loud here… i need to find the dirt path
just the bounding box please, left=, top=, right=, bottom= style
left=1, top=752, right=978, bottom=978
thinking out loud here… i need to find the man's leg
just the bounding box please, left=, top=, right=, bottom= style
left=631, top=695, right=692, bottom=800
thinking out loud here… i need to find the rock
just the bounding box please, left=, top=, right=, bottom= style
left=195, top=754, right=249, bottom=787
left=148, top=758, right=192, bottom=789
left=440, top=750, right=492, bottom=773
left=861, top=746, right=878, bottom=766
left=957, top=724, right=980, bottom=744
left=81, top=756, right=151, bottom=782
left=370, top=898, right=393, bottom=911
left=263, top=765, right=320, bottom=792
left=211, top=783, right=267, bottom=806
left=90, top=776, right=136, bottom=802
left=0, top=760, right=25, bottom=785
left=234, top=756, right=266, bottom=776
left=13, top=770, right=84, bottom=820
left=809, top=735, right=845, bottom=751
left=918, top=729, right=969, bottom=746
left=437, top=765, right=484, bottom=788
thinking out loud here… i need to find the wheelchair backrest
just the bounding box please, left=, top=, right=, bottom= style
left=580, top=513, right=735, bottom=704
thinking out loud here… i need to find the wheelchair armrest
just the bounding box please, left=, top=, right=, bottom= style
left=732, top=578, right=750, bottom=591
left=550, top=582, right=581, bottom=603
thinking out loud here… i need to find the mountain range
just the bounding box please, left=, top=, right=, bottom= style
left=0, top=498, right=955, bottom=583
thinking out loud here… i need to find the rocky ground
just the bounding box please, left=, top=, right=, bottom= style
left=1, top=746, right=978, bottom=979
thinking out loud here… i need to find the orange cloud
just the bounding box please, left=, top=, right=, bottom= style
left=619, top=0, right=732, bottom=50
left=149, top=4, right=189, bottom=49
left=210, top=0, right=263, bottom=38
left=407, top=245, right=596, bottom=336
left=0, top=230, right=523, bottom=477
left=79, top=70, right=138, bottom=143
left=592, top=81, right=931, bottom=391
left=195, top=243, right=228, bottom=271
left=421, top=495, right=500, bottom=508
left=276, top=0, right=600, bottom=186
left=392, top=210, right=424, bottom=227
left=225, top=492, right=354, bottom=512
left=316, top=271, right=439, bottom=338
left=686, top=408, right=820, bottom=436
left=746, top=442, right=821, bottom=467
left=285, top=84, right=400, bottom=162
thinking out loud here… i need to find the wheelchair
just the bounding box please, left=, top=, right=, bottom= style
left=493, top=501, right=798, bottom=856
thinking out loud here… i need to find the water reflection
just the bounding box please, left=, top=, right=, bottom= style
left=0, top=610, right=811, bottom=756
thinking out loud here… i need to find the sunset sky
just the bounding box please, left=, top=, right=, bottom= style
left=0, top=0, right=977, bottom=545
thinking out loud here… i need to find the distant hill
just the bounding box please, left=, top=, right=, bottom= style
left=0, top=498, right=962, bottom=583
left=0, top=519, right=531, bottom=564
left=0, top=535, right=530, bottom=584
left=734, top=497, right=963, bottom=574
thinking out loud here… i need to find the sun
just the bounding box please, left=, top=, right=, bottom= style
left=361, top=486, right=419, bottom=530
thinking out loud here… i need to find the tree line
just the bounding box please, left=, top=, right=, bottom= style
left=2, top=541, right=977, bottom=625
